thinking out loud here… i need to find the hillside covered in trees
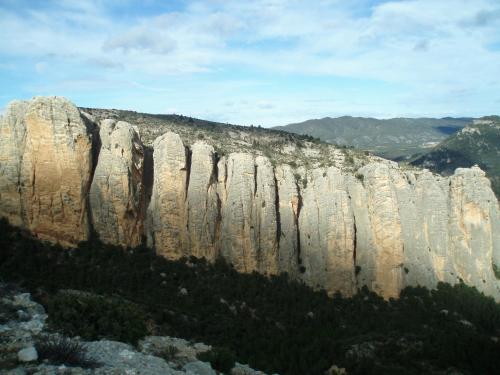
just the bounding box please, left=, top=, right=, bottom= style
left=1, top=219, right=499, bottom=375
left=411, top=117, right=500, bottom=198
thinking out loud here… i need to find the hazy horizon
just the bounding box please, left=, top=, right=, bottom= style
left=1, top=0, right=500, bottom=126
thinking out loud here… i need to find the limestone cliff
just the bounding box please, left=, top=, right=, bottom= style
left=0, top=97, right=93, bottom=246
left=89, top=120, right=145, bottom=247
left=185, top=141, right=219, bottom=260
left=1, top=97, right=499, bottom=301
left=0, top=100, right=29, bottom=227
left=218, top=154, right=279, bottom=275
left=146, top=132, right=189, bottom=259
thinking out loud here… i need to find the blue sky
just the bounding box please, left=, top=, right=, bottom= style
left=1, top=0, right=500, bottom=126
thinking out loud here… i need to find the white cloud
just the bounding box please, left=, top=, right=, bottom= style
left=1, top=0, right=500, bottom=124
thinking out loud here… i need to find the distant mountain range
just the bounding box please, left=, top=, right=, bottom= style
left=273, top=116, right=472, bottom=160
left=411, top=116, right=500, bottom=198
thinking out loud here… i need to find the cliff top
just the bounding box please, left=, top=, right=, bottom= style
left=80, top=105, right=395, bottom=174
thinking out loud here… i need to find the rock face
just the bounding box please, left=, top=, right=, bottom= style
left=350, top=163, right=500, bottom=299
left=275, top=165, right=300, bottom=278
left=356, top=164, right=405, bottom=298
left=185, top=141, right=219, bottom=260
left=0, top=100, right=28, bottom=227
left=146, top=132, right=189, bottom=259
left=0, top=97, right=93, bottom=246
left=89, top=120, right=145, bottom=247
left=299, top=167, right=356, bottom=296
left=218, top=154, right=279, bottom=275
left=1, top=97, right=499, bottom=301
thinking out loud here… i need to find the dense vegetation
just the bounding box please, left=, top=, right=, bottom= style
left=411, top=118, right=500, bottom=198
left=1, top=219, right=499, bottom=375
left=42, top=291, right=148, bottom=344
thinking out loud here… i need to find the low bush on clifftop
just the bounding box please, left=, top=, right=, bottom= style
left=0, top=218, right=499, bottom=375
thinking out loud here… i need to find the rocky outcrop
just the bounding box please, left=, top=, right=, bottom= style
left=0, top=100, right=28, bottom=227
left=0, top=97, right=93, bottom=246
left=355, top=163, right=405, bottom=298
left=350, top=164, right=500, bottom=299
left=89, top=120, right=145, bottom=247
left=185, top=141, right=219, bottom=260
left=447, top=167, right=500, bottom=297
left=1, top=97, right=499, bottom=301
left=299, top=167, right=356, bottom=296
left=218, top=154, right=279, bottom=275
left=275, top=165, right=300, bottom=278
left=146, top=132, right=189, bottom=259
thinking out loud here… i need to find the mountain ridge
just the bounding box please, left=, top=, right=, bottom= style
left=273, top=116, right=473, bottom=159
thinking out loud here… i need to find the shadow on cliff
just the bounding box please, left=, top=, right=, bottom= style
left=0, top=218, right=499, bottom=375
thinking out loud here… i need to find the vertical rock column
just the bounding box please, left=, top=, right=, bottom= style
left=359, top=163, right=404, bottom=298
left=0, top=101, right=28, bottom=226
left=218, top=153, right=279, bottom=275
left=448, top=167, right=500, bottom=298
left=346, top=174, right=381, bottom=292
left=275, top=164, right=301, bottom=278
left=411, top=171, right=451, bottom=286
left=147, top=132, right=189, bottom=259
left=388, top=169, right=436, bottom=288
left=20, top=97, right=93, bottom=246
left=186, top=141, right=219, bottom=260
left=254, top=156, right=280, bottom=275
left=89, top=120, right=145, bottom=247
left=299, top=167, right=356, bottom=296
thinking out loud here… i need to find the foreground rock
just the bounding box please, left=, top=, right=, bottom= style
left=17, top=346, right=37, bottom=362
left=0, top=283, right=270, bottom=375
left=0, top=284, right=268, bottom=375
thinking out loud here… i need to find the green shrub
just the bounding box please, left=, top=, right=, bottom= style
left=493, top=263, right=500, bottom=279
left=197, top=347, right=236, bottom=373
left=36, top=337, right=97, bottom=368
left=44, top=291, right=148, bottom=344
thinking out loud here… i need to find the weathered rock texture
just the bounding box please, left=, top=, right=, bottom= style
left=89, top=120, right=145, bottom=247
left=0, top=100, right=28, bottom=227
left=299, top=168, right=357, bottom=296
left=0, top=97, right=93, bottom=245
left=1, top=97, right=499, bottom=301
left=185, top=141, right=219, bottom=260
left=218, top=154, right=279, bottom=275
left=146, top=132, right=189, bottom=259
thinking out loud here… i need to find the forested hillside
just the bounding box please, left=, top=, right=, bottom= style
left=1, top=220, right=499, bottom=375
left=411, top=117, right=500, bottom=198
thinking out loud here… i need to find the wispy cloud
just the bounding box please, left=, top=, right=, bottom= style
left=0, top=0, right=499, bottom=125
